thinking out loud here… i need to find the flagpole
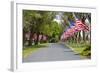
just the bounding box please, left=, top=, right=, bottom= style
left=72, top=12, right=77, bottom=20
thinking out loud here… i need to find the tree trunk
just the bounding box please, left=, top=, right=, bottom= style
left=28, top=26, right=34, bottom=46
left=83, top=31, right=86, bottom=42
left=23, top=29, right=26, bottom=46
left=76, top=32, right=79, bottom=43
left=74, top=33, right=77, bottom=43
left=78, top=31, right=81, bottom=43
left=28, top=32, right=33, bottom=46
left=34, top=32, right=39, bottom=45
left=40, top=34, right=43, bottom=43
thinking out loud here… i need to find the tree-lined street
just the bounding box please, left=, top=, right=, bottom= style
left=23, top=10, right=91, bottom=62
left=23, top=43, right=82, bottom=62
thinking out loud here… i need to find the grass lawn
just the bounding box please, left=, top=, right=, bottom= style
left=67, top=42, right=87, bottom=53
left=66, top=41, right=91, bottom=58
left=23, top=43, right=48, bottom=58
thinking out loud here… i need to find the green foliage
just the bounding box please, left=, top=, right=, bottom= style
left=67, top=42, right=87, bottom=53
left=23, top=10, right=42, bottom=32
left=23, top=10, right=56, bottom=33
left=80, top=44, right=91, bottom=57
left=49, top=21, right=63, bottom=42
left=51, top=21, right=63, bottom=36
left=67, top=42, right=91, bottom=58
left=23, top=10, right=57, bottom=45
left=41, top=21, right=63, bottom=42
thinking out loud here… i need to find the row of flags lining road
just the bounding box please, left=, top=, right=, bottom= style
left=61, top=13, right=90, bottom=40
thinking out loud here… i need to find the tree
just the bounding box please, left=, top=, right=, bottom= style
left=50, top=21, right=63, bottom=42
left=23, top=10, right=56, bottom=46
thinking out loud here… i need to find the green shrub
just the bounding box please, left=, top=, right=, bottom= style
left=80, top=44, right=91, bottom=58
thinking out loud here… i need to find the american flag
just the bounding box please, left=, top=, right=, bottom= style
left=61, top=14, right=89, bottom=40
left=75, top=19, right=89, bottom=31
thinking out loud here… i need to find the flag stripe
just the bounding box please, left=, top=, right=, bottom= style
left=61, top=16, right=89, bottom=40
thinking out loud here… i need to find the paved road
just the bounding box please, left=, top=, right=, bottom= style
left=23, top=43, right=82, bottom=62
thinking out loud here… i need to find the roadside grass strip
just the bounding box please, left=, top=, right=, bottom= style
left=23, top=43, right=48, bottom=58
